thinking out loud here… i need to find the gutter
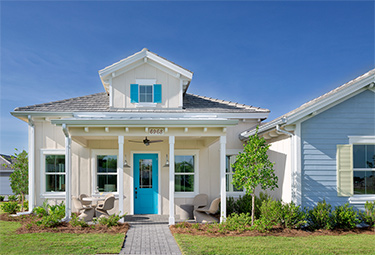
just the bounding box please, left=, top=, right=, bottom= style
left=276, top=124, right=293, bottom=137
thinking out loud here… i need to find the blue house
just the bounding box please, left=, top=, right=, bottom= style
left=240, top=69, right=375, bottom=210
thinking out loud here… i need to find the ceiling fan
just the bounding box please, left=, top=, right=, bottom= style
left=128, top=137, right=163, bottom=146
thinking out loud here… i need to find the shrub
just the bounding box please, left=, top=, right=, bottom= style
left=251, top=218, right=273, bottom=232
left=226, top=197, right=236, bottom=216
left=308, top=200, right=333, bottom=230
left=0, top=201, right=20, bottom=214
left=95, top=214, right=125, bottom=227
left=33, top=200, right=49, bottom=217
left=226, top=192, right=271, bottom=218
left=260, top=199, right=283, bottom=226
left=23, top=200, right=29, bottom=212
left=0, top=195, right=5, bottom=201
left=34, top=201, right=65, bottom=228
left=221, top=213, right=252, bottom=232
left=70, top=213, right=88, bottom=228
left=8, top=195, right=18, bottom=202
left=362, top=201, right=375, bottom=229
left=332, top=203, right=360, bottom=229
left=282, top=202, right=307, bottom=229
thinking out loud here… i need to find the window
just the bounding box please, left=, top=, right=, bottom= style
left=45, top=155, right=65, bottom=192
left=97, top=155, right=117, bottom=192
left=226, top=155, right=243, bottom=192
left=353, top=145, right=375, bottom=195
left=174, top=150, right=199, bottom=195
left=139, top=85, right=153, bottom=103
left=131, top=80, right=162, bottom=104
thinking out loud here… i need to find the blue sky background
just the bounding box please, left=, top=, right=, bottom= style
left=1, top=1, right=374, bottom=155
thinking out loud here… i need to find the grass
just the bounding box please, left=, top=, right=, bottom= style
left=0, top=220, right=125, bottom=254
left=174, top=234, right=375, bottom=255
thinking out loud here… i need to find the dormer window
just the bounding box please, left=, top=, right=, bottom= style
left=131, top=79, right=162, bottom=106
left=140, top=85, right=153, bottom=103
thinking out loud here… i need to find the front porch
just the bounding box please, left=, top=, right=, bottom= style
left=29, top=118, right=235, bottom=224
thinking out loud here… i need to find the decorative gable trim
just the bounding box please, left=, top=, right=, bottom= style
left=99, top=48, right=193, bottom=93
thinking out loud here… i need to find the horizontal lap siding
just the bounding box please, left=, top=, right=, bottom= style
left=301, top=90, right=375, bottom=209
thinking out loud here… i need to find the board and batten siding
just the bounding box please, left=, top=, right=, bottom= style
left=301, top=89, right=375, bottom=209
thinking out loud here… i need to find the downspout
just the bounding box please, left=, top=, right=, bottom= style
left=62, top=124, right=72, bottom=221
left=276, top=124, right=296, bottom=204
left=18, top=115, right=35, bottom=216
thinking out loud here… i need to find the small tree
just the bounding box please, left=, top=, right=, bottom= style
left=232, top=128, right=278, bottom=225
left=7, top=150, right=28, bottom=211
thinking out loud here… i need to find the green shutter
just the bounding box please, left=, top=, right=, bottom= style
left=130, top=84, right=139, bottom=103
left=153, top=84, right=162, bottom=103
left=337, top=144, right=353, bottom=197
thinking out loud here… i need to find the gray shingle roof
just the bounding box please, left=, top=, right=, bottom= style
left=14, top=92, right=269, bottom=114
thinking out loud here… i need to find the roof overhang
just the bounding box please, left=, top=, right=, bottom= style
left=98, top=48, right=193, bottom=94
left=51, top=117, right=238, bottom=127
left=240, top=69, right=375, bottom=140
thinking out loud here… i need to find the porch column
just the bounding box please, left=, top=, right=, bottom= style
left=220, top=136, right=226, bottom=222
left=118, top=136, right=124, bottom=222
left=63, top=125, right=72, bottom=220
left=169, top=136, right=175, bottom=225
left=28, top=116, right=35, bottom=212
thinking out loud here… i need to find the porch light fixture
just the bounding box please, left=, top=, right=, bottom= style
left=123, top=155, right=131, bottom=168
left=163, top=154, right=169, bottom=167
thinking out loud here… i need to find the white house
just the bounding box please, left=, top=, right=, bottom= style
left=240, top=69, right=375, bottom=210
left=11, top=48, right=269, bottom=223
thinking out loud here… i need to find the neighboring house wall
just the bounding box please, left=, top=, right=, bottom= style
left=301, top=89, right=375, bottom=209
left=0, top=155, right=14, bottom=195
left=112, top=63, right=181, bottom=109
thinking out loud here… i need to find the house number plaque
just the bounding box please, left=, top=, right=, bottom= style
left=149, top=128, right=164, bottom=135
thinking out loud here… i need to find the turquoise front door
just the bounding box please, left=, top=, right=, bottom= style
left=134, top=153, right=158, bottom=214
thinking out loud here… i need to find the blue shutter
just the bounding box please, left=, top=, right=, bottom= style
left=153, top=84, right=162, bottom=103
left=130, top=84, right=139, bottom=103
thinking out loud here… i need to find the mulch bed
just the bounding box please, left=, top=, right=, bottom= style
left=0, top=213, right=129, bottom=234
left=170, top=222, right=375, bottom=237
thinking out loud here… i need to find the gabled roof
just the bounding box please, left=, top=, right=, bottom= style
left=240, top=68, right=375, bottom=140
left=13, top=92, right=269, bottom=115
left=99, top=48, right=193, bottom=93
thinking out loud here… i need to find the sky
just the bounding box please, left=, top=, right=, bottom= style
left=1, top=1, right=374, bottom=155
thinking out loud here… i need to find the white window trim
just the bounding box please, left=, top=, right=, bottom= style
left=91, top=149, right=119, bottom=196
left=226, top=149, right=246, bottom=197
left=174, top=149, right=199, bottom=198
left=136, top=79, right=157, bottom=105
left=40, top=149, right=66, bottom=199
left=348, top=136, right=375, bottom=203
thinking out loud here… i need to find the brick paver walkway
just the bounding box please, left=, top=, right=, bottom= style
left=119, top=215, right=182, bottom=255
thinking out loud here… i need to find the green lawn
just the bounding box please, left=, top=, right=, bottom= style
left=174, top=233, right=375, bottom=255
left=0, top=221, right=125, bottom=255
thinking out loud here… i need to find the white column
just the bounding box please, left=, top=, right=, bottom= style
left=169, top=136, right=175, bottom=225
left=64, top=135, right=72, bottom=220
left=28, top=116, right=35, bottom=212
left=118, top=136, right=124, bottom=222
left=220, top=136, right=227, bottom=223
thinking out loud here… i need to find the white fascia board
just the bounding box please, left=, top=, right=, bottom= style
left=51, top=118, right=239, bottom=127
left=146, top=51, right=193, bottom=79
left=72, top=111, right=268, bottom=120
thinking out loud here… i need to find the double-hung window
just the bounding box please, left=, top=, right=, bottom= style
left=130, top=79, right=162, bottom=104
left=41, top=149, right=66, bottom=198
left=353, top=145, right=375, bottom=195
left=226, top=155, right=243, bottom=193
left=174, top=150, right=199, bottom=196
left=45, top=155, right=66, bottom=192
left=337, top=137, right=375, bottom=199
left=96, top=155, right=117, bottom=192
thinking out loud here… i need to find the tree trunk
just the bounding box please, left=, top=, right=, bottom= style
left=251, top=191, right=255, bottom=226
